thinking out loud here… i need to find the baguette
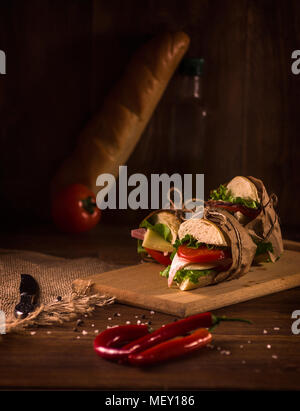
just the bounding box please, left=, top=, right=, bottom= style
left=51, top=31, right=190, bottom=195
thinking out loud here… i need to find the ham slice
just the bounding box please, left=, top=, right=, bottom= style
left=168, top=253, right=191, bottom=287
left=131, top=228, right=146, bottom=240
left=205, top=200, right=261, bottom=220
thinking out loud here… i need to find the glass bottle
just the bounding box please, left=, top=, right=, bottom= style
left=166, top=58, right=207, bottom=175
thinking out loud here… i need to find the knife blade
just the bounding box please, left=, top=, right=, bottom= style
left=14, top=274, right=39, bottom=319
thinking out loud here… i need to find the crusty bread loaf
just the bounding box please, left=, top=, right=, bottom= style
left=178, top=218, right=229, bottom=247
left=51, top=31, right=190, bottom=195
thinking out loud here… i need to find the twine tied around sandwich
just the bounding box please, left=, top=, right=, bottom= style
left=163, top=186, right=204, bottom=220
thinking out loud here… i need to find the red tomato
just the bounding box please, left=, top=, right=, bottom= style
left=177, top=245, right=230, bottom=263
left=144, top=248, right=172, bottom=266
left=52, top=184, right=101, bottom=233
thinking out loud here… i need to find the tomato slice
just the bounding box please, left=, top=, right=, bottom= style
left=177, top=245, right=230, bottom=263
left=144, top=248, right=172, bottom=266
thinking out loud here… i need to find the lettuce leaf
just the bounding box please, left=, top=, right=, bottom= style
left=251, top=237, right=274, bottom=256
left=173, top=234, right=227, bottom=252
left=137, top=239, right=145, bottom=254
left=210, top=184, right=259, bottom=209
left=139, top=219, right=172, bottom=242
left=160, top=265, right=216, bottom=284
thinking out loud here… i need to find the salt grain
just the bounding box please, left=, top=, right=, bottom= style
left=267, top=344, right=271, bottom=349
left=94, top=330, right=99, bottom=334
left=248, top=340, right=251, bottom=344
left=91, top=324, right=95, bottom=327
left=82, top=330, right=88, bottom=335
left=150, top=311, right=155, bottom=315
left=30, top=331, right=36, bottom=336
left=77, top=336, right=80, bottom=339
left=108, top=317, right=112, bottom=321
left=46, top=331, right=52, bottom=335
left=240, top=345, right=244, bottom=349
left=272, top=355, right=278, bottom=359
left=126, top=321, right=131, bottom=325
left=274, top=327, right=280, bottom=331
left=263, top=329, right=268, bottom=334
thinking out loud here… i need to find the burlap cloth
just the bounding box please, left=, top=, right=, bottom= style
left=0, top=249, right=121, bottom=332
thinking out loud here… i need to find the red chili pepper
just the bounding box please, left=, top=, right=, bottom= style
left=93, top=312, right=251, bottom=365
left=94, top=324, right=149, bottom=361
left=128, top=328, right=212, bottom=366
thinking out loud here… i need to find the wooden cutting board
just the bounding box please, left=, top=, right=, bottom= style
left=72, top=241, right=300, bottom=317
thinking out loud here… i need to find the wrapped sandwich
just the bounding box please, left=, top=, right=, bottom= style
left=206, top=176, right=283, bottom=263
left=161, top=208, right=257, bottom=291
left=131, top=210, right=183, bottom=266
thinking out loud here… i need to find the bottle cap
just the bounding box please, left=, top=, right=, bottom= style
left=179, top=58, right=204, bottom=76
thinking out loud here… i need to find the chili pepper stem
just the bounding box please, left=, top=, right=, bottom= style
left=209, top=314, right=252, bottom=331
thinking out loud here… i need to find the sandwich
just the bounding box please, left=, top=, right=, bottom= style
left=161, top=218, right=233, bottom=290
left=131, top=210, right=182, bottom=266
left=207, top=176, right=261, bottom=225
left=207, top=175, right=278, bottom=263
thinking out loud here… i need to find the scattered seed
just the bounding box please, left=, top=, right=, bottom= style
left=274, top=327, right=280, bottom=331
left=84, top=314, right=88, bottom=318
left=248, top=340, right=251, bottom=344
left=77, top=336, right=80, bottom=339
left=137, top=320, right=141, bottom=325
left=126, top=321, right=131, bottom=325
left=30, top=331, right=36, bottom=336
left=94, top=330, right=99, bottom=334
left=272, top=355, right=278, bottom=359
left=240, top=345, right=244, bottom=349
left=150, top=311, right=155, bottom=315
left=267, top=344, right=271, bottom=349
left=254, top=369, right=261, bottom=373
left=82, top=330, right=88, bottom=335
left=263, top=329, right=268, bottom=334
left=46, top=331, right=52, bottom=335
left=91, top=324, right=95, bottom=327
left=225, top=351, right=231, bottom=355
left=242, top=360, right=246, bottom=364
left=217, top=347, right=221, bottom=351
left=134, top=315, right=139, bottom=319
left=108, top=317, right=112, bottom=321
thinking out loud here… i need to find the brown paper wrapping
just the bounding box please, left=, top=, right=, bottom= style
left=245, top=176, right=284, bottom=262
left=203, top=208, right=257, bottom=284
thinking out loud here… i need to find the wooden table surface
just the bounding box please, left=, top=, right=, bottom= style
left=0, top=223, right=299, bottom=391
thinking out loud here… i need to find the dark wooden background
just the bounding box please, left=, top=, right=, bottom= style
left=0, top=0, right=299, bottom=237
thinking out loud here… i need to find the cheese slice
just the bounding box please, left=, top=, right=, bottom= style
left=142, top=229, right=174, bottom=253
left=184, top=262, right=217, bottom=270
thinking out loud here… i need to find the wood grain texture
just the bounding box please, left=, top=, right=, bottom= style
left=0, top=0, right=299, bottom=234
left=1, top=289, right=300, bottom=390
left=73, top=249, right=300, bottom=317
left=0, top=224, right=299, bottom=390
